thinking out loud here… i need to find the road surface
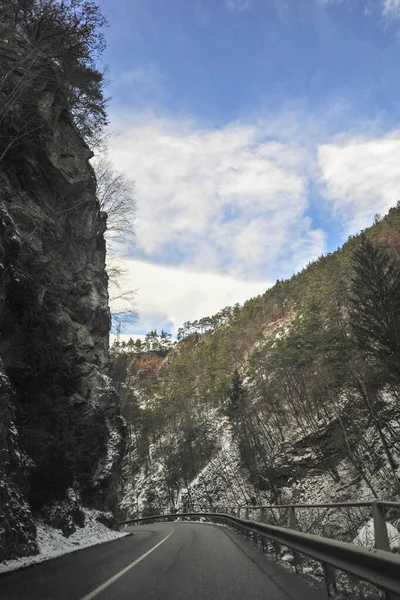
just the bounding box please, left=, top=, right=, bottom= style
left=0, top=522, right=328, bottom=599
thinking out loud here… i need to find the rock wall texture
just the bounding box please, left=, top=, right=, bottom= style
left=0, top=31, right=125, bottom=561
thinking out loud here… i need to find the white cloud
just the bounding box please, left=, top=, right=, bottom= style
left=226, top=0, right=252, bottom=12
left=321, top=0, right=400, bottom=19
left=110, top=259, right=270, bottom=334
left=108, top=115, right=325, bottom=280
left=382, top=0, right=400, bottom=19
left=106, top=112, right=400, bottom=332
left=318, top=131, right=400, bottom=233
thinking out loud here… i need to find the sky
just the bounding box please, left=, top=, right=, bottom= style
left=96, top=0, right=400, bottom=338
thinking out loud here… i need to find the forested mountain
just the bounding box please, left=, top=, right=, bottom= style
left=114, top=206, right=400, bottom=518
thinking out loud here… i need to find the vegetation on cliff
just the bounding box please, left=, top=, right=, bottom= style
left=0, top=0, right=128, bottom=562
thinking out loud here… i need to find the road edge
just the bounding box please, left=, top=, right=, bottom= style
left=0, top=531, right=133, bottom=579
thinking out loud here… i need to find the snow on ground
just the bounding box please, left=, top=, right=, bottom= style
left=0, top=509, right=129, bottom=575
left=186, top=461, right=214, bottom=490
left=102, top=422, right=123, bottom=478
left=353, top=518, right=400, bottom=549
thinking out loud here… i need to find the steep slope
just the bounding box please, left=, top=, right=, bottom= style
left=116, top=207, right=400, bottom=524
left=0, top=31, right=125, bottom=561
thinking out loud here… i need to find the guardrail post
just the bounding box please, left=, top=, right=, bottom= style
left=237, top=507, right=241, bottom=518
left=257, top=509, right=267, bottom=552
left=323, top=563, right=337, bottom=597
left=244, top=507, right=251, bottom=541
left=289, top=506, right=302, bottom=574
left=373, top=502, right=391, bottom=551
left=260, top=535, right=268, bottom=553
left=372, top=503, right=397, bottom=600
left=273, top=540, right=282, bottom=560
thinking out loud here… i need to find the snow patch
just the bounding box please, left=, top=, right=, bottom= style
left=0, top=509, right=129, bottom=574
left=103, top=424, right=122, bottom=478
left=353, top=518, right=400, bottom=549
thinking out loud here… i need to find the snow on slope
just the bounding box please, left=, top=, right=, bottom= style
left=0, top=509, right=129, bottom=575
left=119, top=308, right=400, bottom=551
left=353, top=518, right=400, bottom=549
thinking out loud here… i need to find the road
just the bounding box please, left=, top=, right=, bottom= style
left=0, top=522, right=328, bottom=600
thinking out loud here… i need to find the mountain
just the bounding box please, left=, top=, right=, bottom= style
left=115, top=207, right=400, bottom=523
left=0, top=30, right=125, bottom=562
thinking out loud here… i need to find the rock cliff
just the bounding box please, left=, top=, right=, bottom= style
left=0, top=31, right=125, bottom=561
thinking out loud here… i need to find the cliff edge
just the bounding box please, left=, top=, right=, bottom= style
left=0, top=31, right=125, bottom=562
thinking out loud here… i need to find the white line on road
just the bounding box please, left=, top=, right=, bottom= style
left=79, top=528, right=175, bottom=600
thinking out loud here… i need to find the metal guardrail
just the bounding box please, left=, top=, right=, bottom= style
left=222, top=501, right=400, bottom=553
left=120, top=503, right=400, bottom=598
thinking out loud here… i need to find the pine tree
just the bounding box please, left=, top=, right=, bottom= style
left=227, top=369, right=246, bottom=413
left=349, top=234, right=400, bottom=375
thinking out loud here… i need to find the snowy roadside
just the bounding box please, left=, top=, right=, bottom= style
left=0, top=509, right=130, bottom=575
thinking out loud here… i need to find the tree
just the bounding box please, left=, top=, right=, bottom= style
left=106, top=254, right=137, bottom=335
left=227, top=369, right=246, bottom=414
left=349, top=235, right=400, bottom=473
left=94, top=156, right=136, bottom=246
left=349, top=235, right=400, bottom=375
left=0, top=0, right=108, bottom=144
left=93, top=157, right=136, bottom=332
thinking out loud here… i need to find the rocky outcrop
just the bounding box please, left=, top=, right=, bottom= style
left=0, top=32, right=125, bottom=561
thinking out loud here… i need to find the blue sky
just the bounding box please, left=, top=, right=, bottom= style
left=96, top=0, right=400, bottom=338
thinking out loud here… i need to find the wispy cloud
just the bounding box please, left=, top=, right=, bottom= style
left=226, top=0, right=252, bottom=13
left=382, top=0, right=400, bottom=19
left=110, top=67, right=166, bottom=107
left=318, top=131, right=400, bottom=233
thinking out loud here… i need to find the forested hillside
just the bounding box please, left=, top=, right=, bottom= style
left=114, top=206, right=400, bottom=518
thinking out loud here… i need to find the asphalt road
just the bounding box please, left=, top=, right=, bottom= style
left=0, top=522, right=328, bottom=600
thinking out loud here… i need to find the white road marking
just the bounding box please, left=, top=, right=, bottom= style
left=79, top=528, right=175, bottom=600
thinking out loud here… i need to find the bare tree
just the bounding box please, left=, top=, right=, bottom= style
left=93, top=157, right=137, bottom=333
left=94, top=156, right=136, bottom=247
left=106, top=254, right=137, bottom=333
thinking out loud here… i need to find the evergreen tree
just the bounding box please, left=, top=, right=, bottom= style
left=349, top=235, right=400, bottom=375
left=227, top=369, right=246, bottom=413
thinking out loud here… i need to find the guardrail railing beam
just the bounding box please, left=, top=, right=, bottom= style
left=121, top=501, right=400, bottom=598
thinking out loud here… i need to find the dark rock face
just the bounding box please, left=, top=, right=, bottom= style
left=0, top=33, right=126, bottom=561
